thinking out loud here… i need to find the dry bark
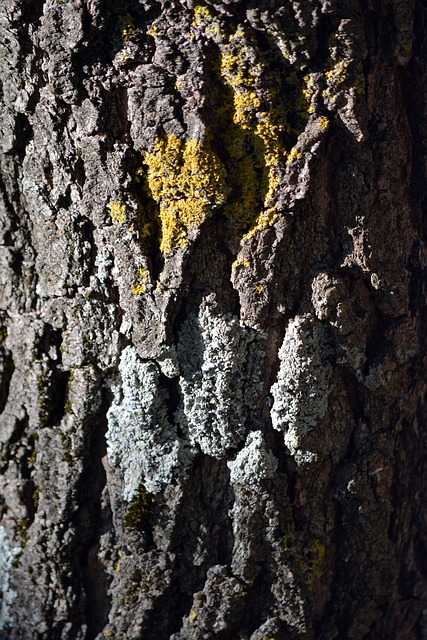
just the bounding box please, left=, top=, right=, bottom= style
left=1, top=0, right=426, bottom=638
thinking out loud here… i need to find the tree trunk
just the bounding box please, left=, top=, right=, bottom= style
left=1, top=0, right=426, bottom=638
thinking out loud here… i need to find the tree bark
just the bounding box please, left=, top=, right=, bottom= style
left=1, top=0, right=426, bottom=638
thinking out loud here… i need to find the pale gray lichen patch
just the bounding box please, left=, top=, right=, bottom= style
left=0, top=526, right=19, bottom=631
left=227, top=431, right=278, bottom=485
left=106, top=346, right=192, bottom=499
left=177, top=298, right=263, bottom=457
left=270, top=314, right=333, bottom=464
left=106, top=301, right=265, bottom=497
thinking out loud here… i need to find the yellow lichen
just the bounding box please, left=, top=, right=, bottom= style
left=121, top=15, right=136, bottom=42
left=131, top=268, right=150, bottom=296
left=325, top=60, right=349, bottom=84
left=115, top=551, right=122, bottom=573
left=319, top=116, right=330, bottom=130
left=231, top=257, right=250, bottom=269
left=311, top=538, right=326, bottom=579
left=302, top=74, right=315, bottom=102
left=322, top=59, right=351, bottom=106
left=143, top=135, right=227, bottom=254
left=192, top=4, right=214, bottom=28
left=139, top=222, right=151, bottom=239
left=110, top=202, right=127, bottom=224
left=135, top=167, right=144, bottom=183
left=115, top=54, right=131, bottom=64
left=287, top=147, right=302, bottom=164
left=147, top=24, right=158, bottom=37
left=189, top=16, right=294, bottom=240
left=243, top=208, right=281, bottom=241
left=140, top=18, right=325, bottom=252
left=283, top=534, right=326, bottom=590
left=217, top=31, right=287, bottom=236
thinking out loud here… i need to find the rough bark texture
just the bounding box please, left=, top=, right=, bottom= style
left=1, top=0, right=426, bottom=638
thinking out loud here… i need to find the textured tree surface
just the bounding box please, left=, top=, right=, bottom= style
left=1, top=0, right=427, bottom=638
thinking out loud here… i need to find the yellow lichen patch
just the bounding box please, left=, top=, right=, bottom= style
left=143, top=135, right=227, bottom=254
left=192, top=4, right=213, bottom=27
left=110, top=202, right=127, bottom=224
left=232, top=90, right=261, bottom=126
left=287, top=147, right=302, bottom=164
left=243, top=208, right=282, bottom=242
left=188, top=16, right=293, bottom=240
left=319, top=116, right=330, bottom=130
left=325, top=60, right=349, bottom=85
left=121, top=15, right=136, bottom=42
left=302, top=74, right=315, bottom=103
left=139, top=222, right=151, bottom=239
left=311, top=538, right=326, bottom=580
left=231, top=257, right=250, bottom=269
left=147, top=24, right=158, bottom=37
left=132, top=268, right=150, bottom=296
left=224, top=150, right=261, bottom=230
left=192, top=4, right=222, bottom=40
left=322, top=59, right=351, bottom=107
left=217, top=31, right=287, bottom=235
left=132, top=283, right=145, bottom=296
left=135, top=167, right=144, bottom=183
left=301, top=74, right=316, bottom=115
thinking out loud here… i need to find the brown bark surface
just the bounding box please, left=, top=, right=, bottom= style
left=0, top=0, right=426, bottom=638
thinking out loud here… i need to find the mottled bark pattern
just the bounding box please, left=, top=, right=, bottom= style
left=0, top=0, right=426, bottom=638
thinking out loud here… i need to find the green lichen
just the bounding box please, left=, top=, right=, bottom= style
left=13, top=517, right=30, bottom=545
left=283, top=534, right=327, bottom=590
left=33, top=486, right=39, bottom=509
left=124, top=484, right=152, bottom=531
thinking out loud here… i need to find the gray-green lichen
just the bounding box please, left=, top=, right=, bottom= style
left=177, top=298, right=263, bottom=457
left=227, top=431, right=278, bottom=485
left=106, top=300, right=266, bottom=499
left=270, top=314, right=333, bottom=464
left=0, top=526, right=19, bottom=631
left=106, top=346, right=192, bottom=499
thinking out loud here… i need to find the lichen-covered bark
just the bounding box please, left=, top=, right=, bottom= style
left=0, top=0, right=426, bottom=638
